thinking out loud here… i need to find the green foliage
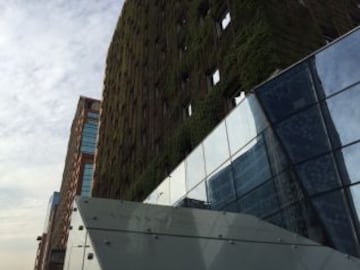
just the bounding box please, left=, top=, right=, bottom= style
left=98, top=0, right=335, bottom=201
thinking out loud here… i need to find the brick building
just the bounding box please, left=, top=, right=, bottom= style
left=44, top=97, right=100, bottom=270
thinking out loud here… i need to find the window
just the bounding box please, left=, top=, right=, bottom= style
left=211, top=69, right=220, bottom=86
left=220, top=11, right=231, bottom=30
left=184, top=103, right=192, bottom=118
left=230, top=91, right=245, bottom=108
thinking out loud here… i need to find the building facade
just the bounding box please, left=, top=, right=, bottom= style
left=143, top=28, right=360, bottom=257
left=45, top=97, right=100, bottom=269
left=93, top=0, right=360, bottom=202
left=34, top=192, right=60, bottom=270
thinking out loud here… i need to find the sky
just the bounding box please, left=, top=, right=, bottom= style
left=0, top=1, right=124, bottom=269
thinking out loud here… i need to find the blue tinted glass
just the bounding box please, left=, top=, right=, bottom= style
left=265, top=212, right=285, bottom=228
left=322, top=84, right=360, bottom=147
left=207, top=162, right=236, bottom=210
left=273, top=170, right=303, bottom=207
left=220, top=200, right=239, bottom=213
left=88, top=112, right=99, bottom=119
left=238, top=180, right=278, bottom=218
left=349, top=184, right=360, bottom=224
left=280, top=201, right=324, bottom=242
left=275, top=105, right=331, bottom=163
left=337, top=142, right=360, bottom=184
left=314, top=30, right=360, bottom=97
left=256, top=62, right=317, bottom=123
left=81, top=162, right=93, bottom=197
left=296, top=154, right=342, bottom=196
left=312, top=189, right=357, bottom=256
left=263, top=128, right=289, bottom=175
left=232, top=135, right=272, bottom=197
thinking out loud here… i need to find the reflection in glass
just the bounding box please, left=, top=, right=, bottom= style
left=349, top=184, right=360, bottom=223
left=181, top=181, right=208, bottom=209
left=226, top=95, right=267, bottom=155
left=207, top=161, right=236, bottom=210
left=315, top=29, right=360, bottom=97
left=323, top=84, right=360, bottom=147
left=263, top=128, right=289, bottom=175
left=276, top=105, right=331, bottom=163
left=338, top=143, right=360, bottom=184
left=266, top=212, right=285, bottom=228
left=280, top=200, right=324, bottom=243
left=257, top=62, right=317, bottom=123
left=186, top=145, right=206, bottom=191
left=296, top=154, right=341, bottom=195
left=169, top=163, right=186, bottom=204
left=273, top=170, right=303, bottom=207
left=312, top=189, right=357, bottom=256
left=203, top=122, right=230, bottom=174
left=232, top=135, right=272, bottom=197
left=153, top=178, right=170, bottom=205
left=238, top=180, right=278, bottom=218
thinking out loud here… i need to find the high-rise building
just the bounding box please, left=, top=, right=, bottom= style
left=34, top=192, right=60, bottom=270
left=45, top=96, right=100, bottom=270
left=93, top=0, right=360, bottom=201
left=92, top=0, right=360, bottom=258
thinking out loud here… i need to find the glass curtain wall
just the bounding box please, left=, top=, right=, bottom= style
left=80, top=113, right=99, bottom=154
left=144, top=28, right=360, bottom=257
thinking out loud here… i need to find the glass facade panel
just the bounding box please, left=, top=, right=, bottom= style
left=323, top=84, right=360, bottom=147
left=186, top=145, right=206, bottom=191
left=180, top=181, right=208, bottom=209
left=152, top=178, right=170, bottom=205
left=312, top=189, right=358, bottom=256
left=170, top=163, right=186, bottom=204
left=238, top=180, right=279, bottom=218
left=207, top=161, right=235, bottom=210
left=337, top=142, right=360, bottom=184
left=203, top=122, right=230, bottom=174
left=273, top=170, right=303, bottom=207
left=143, top=30, right=360, bottom=257
left=275, top=105, right=331, bottom=163
left=349, top=184, right=360, bottom=223
left=296, top=153, right=341, bottom=196
left=277, top=201, right=324, bottom=243
left=263, top=128, right=289, bottom=174
left=315, top=30, right=360, bottom=97
left=87, top=111, right=99, bottom=120
left=81, top=164, right=93, bottom=197
left=226, top=95, right=267, bottom=155
left=231, top=135, right=272, bottom=197
left=81, top=119, right=98, bottom=154
left=257, top=62, right=317, bottom=123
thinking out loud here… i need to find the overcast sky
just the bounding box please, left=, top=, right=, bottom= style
left=0, top=1, right=123, bottom=269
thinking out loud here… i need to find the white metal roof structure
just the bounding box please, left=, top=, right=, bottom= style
left=64, top=197, right=360, bottom=270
